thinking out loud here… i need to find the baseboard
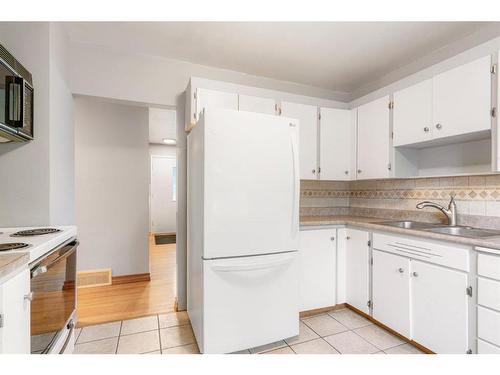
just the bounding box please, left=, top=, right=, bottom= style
left=112, top=273, right=151, bottom=285
left=345, top=303, right=434, bottom=354
left=299, top=303, right=346, bottom=318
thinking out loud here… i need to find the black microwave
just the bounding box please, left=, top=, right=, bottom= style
left=0, top=42, right=34, bottom=142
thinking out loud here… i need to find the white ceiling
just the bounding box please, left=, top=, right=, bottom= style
left=149, top=108, right=176, bottom=145
left=64, top=22, right=495, bottom=95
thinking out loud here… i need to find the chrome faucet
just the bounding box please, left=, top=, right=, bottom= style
left=416, top=195, right=457, bottom=226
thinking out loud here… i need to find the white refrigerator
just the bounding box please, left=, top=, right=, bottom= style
left=187, top=108, right=300, bottom=354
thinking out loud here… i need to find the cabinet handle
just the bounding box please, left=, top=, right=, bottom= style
left=435, top=123, right=442, bottom=130
left=412, top=272, right=418, bottom=277
left=424, top=127, right=430, bottom=132
left=24, top=292, right=33, bottom=302
left=398, top=268, right=404, bottom=273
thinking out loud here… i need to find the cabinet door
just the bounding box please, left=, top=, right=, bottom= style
left=357, top=96, right=391, bottom=179
left=238, top=94, right=276, bottom=115
left=411, top=260, right=469, bottom=353
left=393, top=80, right=433, bottom=147
left=319, top=108, right=352, bottom=180
left=432, top=56, right=491, bottom=139
left=299, top=228, right=336, bottom=311
left=0, top=269, right=30, bottom=353
left=196, top=88, right=238, bottom=120
left=345, top=228, right=370, bottom=314
left=281, top=101, right=318, bottom=180
left=372, top=250, right=411, bottom=338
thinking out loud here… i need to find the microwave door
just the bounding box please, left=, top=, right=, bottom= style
left=4, top=75, right=24, bottom=128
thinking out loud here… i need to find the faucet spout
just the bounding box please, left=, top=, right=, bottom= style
left=416, top=196, right=457, bottom=226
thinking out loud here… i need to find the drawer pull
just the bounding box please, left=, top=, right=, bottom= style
left=412, top=272, right=419, bottom=277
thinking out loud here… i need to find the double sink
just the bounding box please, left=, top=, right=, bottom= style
left=380, top=221, right=500, bottom=239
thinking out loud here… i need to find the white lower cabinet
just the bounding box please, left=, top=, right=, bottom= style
left=298, top=228, right=336, bottom=311
left=0, top=268, right=31, bottom=354
left=372, top=250, right=411, bottom=338
left=342, top=228, right=370, bottom=314
left=411, top=260, right=469, bottom=354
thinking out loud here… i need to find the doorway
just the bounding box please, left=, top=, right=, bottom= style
left=150, top=155, right=177, bottom=235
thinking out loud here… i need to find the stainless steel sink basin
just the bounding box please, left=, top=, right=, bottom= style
left=423, top=226, right=500, bottom=238
left=379, top=221, right=436, bottom=230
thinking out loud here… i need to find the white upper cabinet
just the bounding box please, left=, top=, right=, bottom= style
left=196, top=88, right=238, bottom=120
left=432, top=55, right=491, bottom=140
left=319, top=108, right=352, bottom=180
left=281, top=101, right=318, bottom=180
left=357, top=96, right=391, bottom=179
left=238, top=94, right=276, bottom=115
left=393, top=79, right=433, bottom=147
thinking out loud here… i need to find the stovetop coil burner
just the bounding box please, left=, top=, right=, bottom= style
left=11, top=228, right=62, bottom=237
left=0, top=242, right=30, bottom=251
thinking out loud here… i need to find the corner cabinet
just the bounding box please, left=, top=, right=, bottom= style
left=298, top=227, right=336, bottom=311
left=281, top=101, right=319, bottom=180
left=0, top=268, right=31, bottom=354
left=356, top=96, right=391, bottom=180
left=339, top=228, right=370, bottom=314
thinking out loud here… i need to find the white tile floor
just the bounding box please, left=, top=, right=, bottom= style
left=73, top=308, right=425, bottom=355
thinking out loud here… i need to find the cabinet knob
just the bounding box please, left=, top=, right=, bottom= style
left=344, top=170, right=349, bottom=175
left=346, top=236, right=351, bottom=240
left=24, top=292, right=33, bottom=302
left=412, top=272, right=418, bottom=277
left=312, top=169, right=316, bottom=174
left=435, top=123, right=442, bottom=130
left=330, top=237, right=335, bottom=241
left=424, top=127, right=430, bottom=132
left=398, top=268, right=404, bottom=273
left=357, top=169, right=362, bottom=174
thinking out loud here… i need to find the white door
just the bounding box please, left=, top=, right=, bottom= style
left=372, top=250, right=411, bottom=338
left=281, top=101, right=318, bottom=180
left=202, top=252, right=299, bottom=353
left=432, top=55, right=491, bottom=140
left=393, top=79, right=433, bottom=147
left=319, top=108, right=352, bottom=180
left=299, top=228, right=336, bottom=311
left=239, top=94, right=276, bottom=115
left=196, top=88, right=238, bottom=120
left=411, top=260, right=469, bottom=353
left=357, top=96, right=391, bottom=179
left=345, top=228, right=370, bottom=314
left=0, top=269, right=30, bottom=354
left=150, top=156, right=177, bottom=233
left=203, top=109, right=299, bottom=259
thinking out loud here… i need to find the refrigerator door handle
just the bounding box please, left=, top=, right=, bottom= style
left=290, top=126, right=299, bottom=236
left=210, top=256, right=295, bottom=273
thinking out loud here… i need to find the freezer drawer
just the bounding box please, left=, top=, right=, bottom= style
left=201, top=252, right=299, bottom=354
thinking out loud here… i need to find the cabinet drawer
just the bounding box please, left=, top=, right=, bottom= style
left=478, top=306, right=500, bottom=347
left=478, top=252, right=500, bottom=281
left=478, top=277, right=500, bottom=312
left=373, top=232, right=470, bottom=271
left=478, top=339, right=500, bottom=354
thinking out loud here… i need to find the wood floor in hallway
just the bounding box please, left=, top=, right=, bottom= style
left=76, top=234, right=176, bottom=327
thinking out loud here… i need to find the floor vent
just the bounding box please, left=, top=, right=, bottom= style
left=155, top=233, right=176, bottom=245
left=77, top=269, right=112, bottom=288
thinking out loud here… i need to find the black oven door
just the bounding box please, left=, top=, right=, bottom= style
left=30, top=240, right=78, bottom=354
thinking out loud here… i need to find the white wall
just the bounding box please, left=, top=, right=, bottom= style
left=75, top=97, right=149, bottom=276
left=149, top=144, right=176, bottom=158
left=0, top=23, right=51, bottom=226
left=0, top=22, right=74, bottom=227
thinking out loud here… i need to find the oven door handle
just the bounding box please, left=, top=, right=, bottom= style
left=31, top=241, right=79, bottom=278
left=59, top=319, right=75, bottom=354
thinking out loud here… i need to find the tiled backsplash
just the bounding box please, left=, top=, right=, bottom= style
left=300, top=175, right=500, bottom=230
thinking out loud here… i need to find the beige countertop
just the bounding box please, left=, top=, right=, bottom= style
left=0, top=253, right=29, bottom=282
left=300, top=215, right=500, bottom=251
